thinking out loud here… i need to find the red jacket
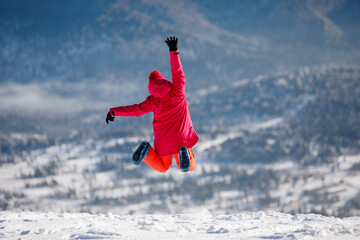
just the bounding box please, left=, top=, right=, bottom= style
left=110, top=50, right=199, bottom=156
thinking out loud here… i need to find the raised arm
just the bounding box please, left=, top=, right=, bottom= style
left=165, top=36, right=185, bottom=95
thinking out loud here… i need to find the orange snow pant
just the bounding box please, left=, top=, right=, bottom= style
left=144, top=146, right=195, bottom=173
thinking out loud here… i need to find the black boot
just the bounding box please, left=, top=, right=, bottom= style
left=132, top=141, right=150, bottom=165
left=179, top=146, right=190, bottom=172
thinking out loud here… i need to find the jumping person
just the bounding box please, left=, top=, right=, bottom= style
left=106, top=36, right=199, bottom=173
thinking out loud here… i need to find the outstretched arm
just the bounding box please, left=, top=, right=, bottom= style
left=165, top=36, right=185, bottom=95
left=108, top=95, right=154, bottom=119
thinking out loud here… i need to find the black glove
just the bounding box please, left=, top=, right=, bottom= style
left=165, top=36, right=178, bottom=51
left=106, top=111, right=115, bottom=124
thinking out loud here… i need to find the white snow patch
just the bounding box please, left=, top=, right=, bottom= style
left=104, top=136, right=141, bottom=148
left=276, top=77, right=288, bottom=86
left=232, top=78, right=249, bottom=87
left=195, top=85, right=219, bottom=97
left=0, top=211, right=359, bottom=239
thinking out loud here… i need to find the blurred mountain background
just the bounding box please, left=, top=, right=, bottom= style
left=0, top=0, right=359, bottom=217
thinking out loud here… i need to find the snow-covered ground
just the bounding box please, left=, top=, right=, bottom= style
left=1, top=210, right=359, bottom=239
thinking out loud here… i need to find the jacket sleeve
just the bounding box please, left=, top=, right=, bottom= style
left=110, top=95, right=154, bottom=117
left=170, top=50, right=185, bottom=95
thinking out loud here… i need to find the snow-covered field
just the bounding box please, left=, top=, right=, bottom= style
left=1, top=133, right=360, bottom=216
left=1, top=210, right=359, bottom=239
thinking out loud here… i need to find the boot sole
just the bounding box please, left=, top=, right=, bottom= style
left=179, top=146, right=190, bottom=172
left=132, top=141, right=150, bottom=165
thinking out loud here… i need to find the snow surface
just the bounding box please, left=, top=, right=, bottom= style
left=1, top=210, right=359, bottom=240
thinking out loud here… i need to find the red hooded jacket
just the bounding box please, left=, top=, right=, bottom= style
left=110, top=50, right=199, bottom=156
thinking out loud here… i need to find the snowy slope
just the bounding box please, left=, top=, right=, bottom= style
left=1, top=211, right=359, bottom=240
left=1, top=132, right=360, bottom=217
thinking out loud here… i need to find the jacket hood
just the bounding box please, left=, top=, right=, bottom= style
left=148, top=71, right=172, bottom=98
